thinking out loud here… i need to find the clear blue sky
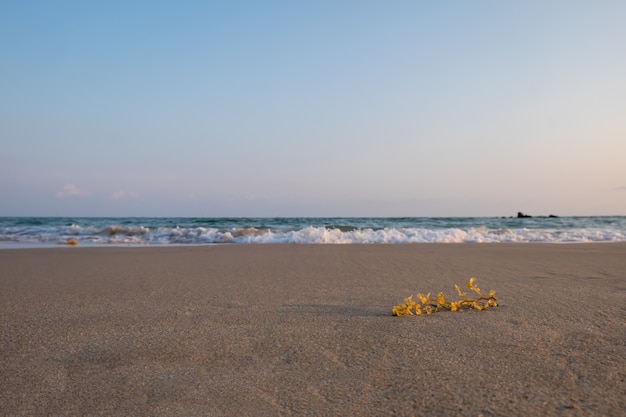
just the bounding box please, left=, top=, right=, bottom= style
left=1, top=1, right=625, bottom=217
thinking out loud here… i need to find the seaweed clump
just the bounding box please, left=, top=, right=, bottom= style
left=392, top=278, right=497, bottom=316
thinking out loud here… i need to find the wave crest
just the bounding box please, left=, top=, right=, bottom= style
left=1, top=218, right=625, bottom=247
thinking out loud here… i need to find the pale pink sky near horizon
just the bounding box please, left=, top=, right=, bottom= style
left=1, top=1, right=625, bottom=217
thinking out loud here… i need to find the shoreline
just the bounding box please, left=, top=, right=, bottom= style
left=2, top=216, right=624, bottom=246
left=2, top=243, right=625, bottom=416
left=2, top=239, right=626, bottom=249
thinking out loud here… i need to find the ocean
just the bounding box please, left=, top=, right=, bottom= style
left=1, top=216, right=625, bottom=247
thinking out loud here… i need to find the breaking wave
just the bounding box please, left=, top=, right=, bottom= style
left=1, top=216, right=625, bottom=247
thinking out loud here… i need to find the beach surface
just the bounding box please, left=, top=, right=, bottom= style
left=1, top=244, right=625, bottom=416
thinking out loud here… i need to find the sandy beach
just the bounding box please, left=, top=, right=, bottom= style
left=1, top=243, right=625, bottom=416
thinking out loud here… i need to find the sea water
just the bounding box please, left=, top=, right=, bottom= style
left=0, top=216, right=625, bottom=247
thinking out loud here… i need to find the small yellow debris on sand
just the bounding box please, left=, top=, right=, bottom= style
left=392, top=278, right=497, bottom=316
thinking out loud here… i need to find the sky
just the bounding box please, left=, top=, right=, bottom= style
left=1, top=0, right=625, bottom=217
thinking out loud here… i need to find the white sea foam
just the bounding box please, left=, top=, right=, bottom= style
left=1, top=217, right=625, bottom=247
left=86, top=226, right=626, bottom=245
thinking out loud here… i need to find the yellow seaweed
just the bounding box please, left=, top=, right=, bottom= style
left=392, top=278, right=498, bottom=316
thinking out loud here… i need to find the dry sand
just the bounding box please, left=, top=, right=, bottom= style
left=1, top=243, right=625, bottom=416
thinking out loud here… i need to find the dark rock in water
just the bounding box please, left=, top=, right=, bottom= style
left=516, top=212, right=559, bottom=218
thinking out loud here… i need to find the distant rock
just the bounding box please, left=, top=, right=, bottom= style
left=515, top=212, right=559, bottom=218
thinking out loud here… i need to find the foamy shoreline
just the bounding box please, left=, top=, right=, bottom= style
left=1, top=244, right=625, bottom=416
left=2, top=216, right=625, bottom=245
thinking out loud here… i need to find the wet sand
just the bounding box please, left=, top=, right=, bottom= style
left=1, top=244, right=625, bottom=416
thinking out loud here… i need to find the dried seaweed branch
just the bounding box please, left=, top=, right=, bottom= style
left=392, top=278, right=497, bottom=316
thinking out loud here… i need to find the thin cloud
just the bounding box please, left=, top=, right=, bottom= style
left=111, top=190, right=139, bottom=200
left=56, top=183, right=90, bottom=198
left=615, top=186, right=626, bottom=192
left=111, top=190, right=126, bottom=199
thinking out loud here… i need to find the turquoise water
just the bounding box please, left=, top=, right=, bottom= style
left=1, top=216, right=625, bottom=247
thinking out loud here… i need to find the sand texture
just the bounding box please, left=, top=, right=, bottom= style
left=1, top=244, right=625, bottom=416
